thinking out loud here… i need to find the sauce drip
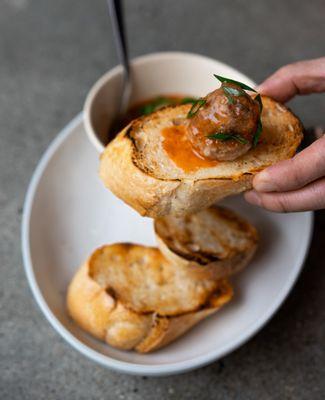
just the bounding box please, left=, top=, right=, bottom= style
left=161, top=125, right=219, bottom=172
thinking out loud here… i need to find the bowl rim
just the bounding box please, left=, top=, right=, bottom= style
left=83, top=50, right=256, bottom=153
left=22, top=52, right=314, bottom=376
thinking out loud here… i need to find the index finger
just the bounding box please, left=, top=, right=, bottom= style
left=257, top=57, right=325, bottom=103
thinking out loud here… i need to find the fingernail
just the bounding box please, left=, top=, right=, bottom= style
left=254, top=171, right=278, bottom=192
left=244, top=190, right=262, bottom=206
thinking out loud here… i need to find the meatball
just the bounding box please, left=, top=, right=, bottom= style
left=187, top=82, right=260, bottom=161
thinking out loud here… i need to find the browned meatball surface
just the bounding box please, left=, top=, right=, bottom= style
left=187, top=83, right=260, bottom=161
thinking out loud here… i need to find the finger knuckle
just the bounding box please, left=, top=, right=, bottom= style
left=309, top=138, right=325, bottom=172
left=288, top=157, right=304, bottom=187
left=274, top=197, right=291, bottom=213
left=263, top=194, right=291, bottom=213
left=310, top=179, right=325, bottom=209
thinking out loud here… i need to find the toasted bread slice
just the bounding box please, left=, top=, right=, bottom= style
left=88, top=244, right=220, bottom=316
left=135, top=282, right=232, bottom=353
left=155, top=205, right=258, bottom=279
left=100, top=96, right=303, bottom=217
left=67, top=260, right=232, bottom=353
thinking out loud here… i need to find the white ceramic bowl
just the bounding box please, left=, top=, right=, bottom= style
left=22, top=52, right=313, bottom=376
left=83, top=52, right=256, bottom=152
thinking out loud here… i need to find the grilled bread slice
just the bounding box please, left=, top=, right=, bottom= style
left=100, top=96, right=303, bottom=217
left=67, top=256, right=232, bottom=353
left=85, top=244, right=222, bottom=316
left=155, top=205, right=258, bottom=279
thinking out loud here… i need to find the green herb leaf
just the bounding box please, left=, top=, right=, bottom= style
left=223, top=86, right=245, bottom=97
left=140, top=97, right=173, bottom=115
left=208, top=133, right=233, bottom=141
left=208, top=132, right=249, bottom=145
left=141, top=103, right=156, bottom=115
left=180, top=97, right=198, bottom=104
left=187, top=98, right=206, bottom=118
left=252, top=94, right=263, bottom=146
left=253, top=119, right=263, bottom=147
left=222, top=86, right=246, bottom=104
left=222, top=86, right=235, bottom=104
left=254, top=93, right=263, bottom=112
left=214, top=75, right=257, bottom=92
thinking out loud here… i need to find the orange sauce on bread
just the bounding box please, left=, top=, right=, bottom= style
left=161, top=125, right=219, bottom=172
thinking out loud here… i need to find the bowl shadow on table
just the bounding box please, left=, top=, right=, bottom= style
left=201, top=210, right=323, bottom=378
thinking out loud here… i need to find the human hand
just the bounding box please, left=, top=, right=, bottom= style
left=245, top=57, right=325, bottom=212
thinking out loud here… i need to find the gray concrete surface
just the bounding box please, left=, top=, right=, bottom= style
left=0, top=0, right=324, bottom=399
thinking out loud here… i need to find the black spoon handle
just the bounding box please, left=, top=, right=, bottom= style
left=107, top=0, right=130, bottom=76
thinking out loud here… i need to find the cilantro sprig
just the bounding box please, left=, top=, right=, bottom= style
left=253, top=94, right=263, bottom=146
left=214, top=75, right=257, bottom=92
left=208, top=133, right=249, bottom=145
left=187, top=98, right=206, bottom=118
